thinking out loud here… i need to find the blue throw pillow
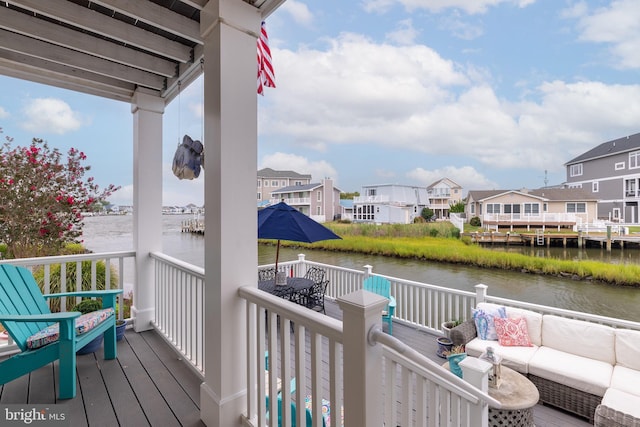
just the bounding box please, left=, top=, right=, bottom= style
left=472, top=305, right=506, bottom=340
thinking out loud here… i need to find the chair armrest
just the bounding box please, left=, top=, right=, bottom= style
left=449, top=319, right=477, bottom=346
left=0, top=312, right=81, bottom=322
left=388, top=296, right=396, bottom=308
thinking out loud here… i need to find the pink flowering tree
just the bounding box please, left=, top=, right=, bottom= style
left=0, top=132, right=119, bottom=259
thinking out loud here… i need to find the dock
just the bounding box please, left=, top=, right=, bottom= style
left=181, top=218, right=204, bottom=234
left=468, top=230, right=640, bottom=250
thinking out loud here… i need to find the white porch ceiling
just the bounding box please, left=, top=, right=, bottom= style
left=0, top=0, right=285, bottom=103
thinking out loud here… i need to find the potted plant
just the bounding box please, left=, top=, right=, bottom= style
left=72, top=299, right=105, bottom=355
left=436, top=336, right=453, bottom=358
left=441, top=318, right=463, bottom=339
left=115, top=319, right=127, bottom=341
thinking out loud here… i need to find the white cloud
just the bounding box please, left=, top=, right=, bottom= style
left=365, top=0, right=534, bottom=15
left=0, top=106, right=9, bottom=119
left=20, top=98, right=83, bottom=134
left=386, top=19, right=420, bottom=45
left=260, top=152, right=338, bottom=184
left=107, top=184, right=133, bottom=206
left=407, top=166, right=498, bottom=195
left=281, top=0, right=314, bottom=26
left=568, top=0, right=640, bottom=69
left=261, top=33, right=640, bottom=179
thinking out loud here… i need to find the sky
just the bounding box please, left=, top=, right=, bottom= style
left=1, top=0, right=640, bottom=207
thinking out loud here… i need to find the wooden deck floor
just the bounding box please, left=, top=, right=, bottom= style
left=0, top=302, right=592, bottom=426
left=0, top=330, right=204, bottom=427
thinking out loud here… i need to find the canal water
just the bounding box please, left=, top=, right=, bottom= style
left=82, top=214, right=640, bottom=322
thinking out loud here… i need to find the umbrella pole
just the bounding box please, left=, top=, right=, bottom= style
left=275, top=240, right=281, bottom=271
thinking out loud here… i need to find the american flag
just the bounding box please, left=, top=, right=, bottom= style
left=257, top=21, right=275, bottom=95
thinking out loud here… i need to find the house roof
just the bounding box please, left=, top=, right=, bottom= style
left=468, top=188, right=597, bottom=202
left=426, top=178, right=461, bottom=190
left=565, top=133, right=640, bottom=165
left=257, top=168, right=312, bottom=180
left=271, top=182, right=343, bottom=194
left=0, top=0, right=285, bottom=103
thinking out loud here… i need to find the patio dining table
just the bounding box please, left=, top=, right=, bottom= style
left=258, top=277, right=315, bottom=305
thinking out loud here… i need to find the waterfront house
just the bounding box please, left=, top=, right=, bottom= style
left=268, top=178, right=342, bottom=222
left=353, top=183, right=430, bottom=224
left=257, top=168, right=312, bottom=204
left=427, top=177, right=463, bottom=219
left=466, top=188, right=598, bottom=231
left=565, top=132, right=640, bottom=223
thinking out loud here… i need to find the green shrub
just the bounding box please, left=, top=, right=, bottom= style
left=33, top=260, right=118, bottom=312
left=429, top=228, right=439, bottom=237
left=413, top=216, right=425, bottom=223
left=72, top=299, right=102, bottom=314
left=469, top=216, right=481, bottom=227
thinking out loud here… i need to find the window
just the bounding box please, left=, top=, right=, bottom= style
left=257, top=180, right=261, bottom=187
left=566, top=202, right=586, bottom=213
left=281, top=181, right=286, bottom=187
left=367, top=188, right=377, bottom=197
left=630, top=151, right=640, bottom=169
left=470, top=204, right=475, bottom=214
left=317, top=190, right=322, bottom=201
left=613, top=208, right=621, bottom=220
left=543, top=203, right=548, bottom=212
left=523, top=203, right=540, bottom=215
left=317, top=206, right=321, bottom=215
left=615, top=162, right=625, bottom=170
left=626, top=179, right=637, bottom=197
left=257, top=193, right=261, bottom=200
left=504, top=204, right=521, bottom=217
left=295, top=181, right=302, bottom=186
left=569, top=163, right=583, bottom=177
left=486, top=203, right=500, bottom=214
left=271, top=180, right=278, bottom=187
left=592, top=181, right=599, bottom=193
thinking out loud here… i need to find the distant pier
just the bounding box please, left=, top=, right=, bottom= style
left=182, top=219, right=204, bottom=235
left=468, top=230, right=640, bottom=251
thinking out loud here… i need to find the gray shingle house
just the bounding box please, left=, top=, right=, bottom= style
left=565, top=133, right=640, bottom=223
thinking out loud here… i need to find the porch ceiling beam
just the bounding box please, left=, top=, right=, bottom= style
left=180, top=0, right=208, bottom=10
left=88, top=0, right=203, bottom=45
left=6, top=0, right=192, bottom=63
left=0, top=30, right=166, bottom=90
left=0, top=6, right=177, bottom=78
left=0, top=50, right=136, bottom=102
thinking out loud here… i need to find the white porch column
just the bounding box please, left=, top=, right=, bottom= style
left=131, top=88, right=164, bottom=332
left=199, top=1, right=260, bottom=425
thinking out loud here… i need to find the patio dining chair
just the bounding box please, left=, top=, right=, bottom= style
left=363, top=276, right=396, bottom=335
left=302, top=280, right=329, bottom=314
left=259, top=267, right=277, bottom=281
left=303, top=266, right=325, bottom=285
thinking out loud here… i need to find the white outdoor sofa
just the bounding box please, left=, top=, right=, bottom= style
left=449, top=302, right=640, bottom=424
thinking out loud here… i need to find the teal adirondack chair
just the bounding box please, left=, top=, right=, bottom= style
left=0, top=263, right=122, bottom=399
left=363, top=276, right=396, bottom=335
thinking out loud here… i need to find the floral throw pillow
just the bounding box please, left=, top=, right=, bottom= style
left=494, top=316, right=533, bottom=347
left=472, top=305, right=506, bottom=340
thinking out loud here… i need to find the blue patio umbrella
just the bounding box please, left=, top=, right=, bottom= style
left=258, top=202, right=341, bottom=269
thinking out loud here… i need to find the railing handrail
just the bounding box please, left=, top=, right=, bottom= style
left=150, top=251, right=205, bottom=278
left=484, top=294, right=640, bottom=330
left=0, top=251, right=136, bottom=266
left=238, top=286, right=343, bottom=342
left=370, top=328, right=502, bottom=408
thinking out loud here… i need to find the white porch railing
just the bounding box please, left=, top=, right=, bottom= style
left=150, top=252, right=205, bottom=376
left=0, top=251, right=135, bottom=354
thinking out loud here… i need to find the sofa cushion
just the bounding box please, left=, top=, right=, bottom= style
left=611, top=365, right=640, bottom=398
left=542, top=315, right=616, bottom=364
left=615, top=329, right=640, bottom=371
left=465, top=339, right=538, bottom=374
left=528, top=346, right=612, bottom=396
left=494, top=317, right=533, bottom=347
left=472, top=303, right=506, bottom=340
left=504, top=307, right=543, bottom=346
left=600, top=388, right=640, bottom=420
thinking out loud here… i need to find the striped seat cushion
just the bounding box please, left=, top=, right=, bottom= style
left=26, top=308, right=115, bottom=349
